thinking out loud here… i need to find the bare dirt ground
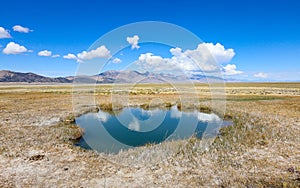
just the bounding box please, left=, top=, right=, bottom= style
left=0, top=83, right=299, bottom=187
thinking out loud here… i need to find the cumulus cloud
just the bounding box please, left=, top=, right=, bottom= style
left=97, top=111, right=109, bottom=122
left=128, top=118, right=140, bottom=131
left=254, top=72, right=268, bottom=78
left=197, top=113, right=220, bottom=122
left=0, top=27, right=11, bottom=38
left=136, top=52, right=189, bottom=73
left=64, top=45, right=111, bottom=62
left=3, top=42, right=30, bottom=54
left=38, top=50, right=52, bottom=57
left=127, top=35, right=140, bottom=49
left=77, top=45, right=111, bottom=60
left=112, top=58, right=122, bottom=63
left=198, top=43, right=235, bottom=63
left=52, top=54, right=60, bottom=58
left=222, top=64, right=243, bottom=75
left=183, top=43, right=235, bottom=71
left=13, top=25, right=32, bottom=33
left=134, top=42, right=237, bottom=74
left=136, top=53, right=171, bottom=71
left=63, top=53, right=77, bottom=60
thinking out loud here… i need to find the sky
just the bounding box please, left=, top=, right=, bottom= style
left=0, top=0, right=299, bottom=81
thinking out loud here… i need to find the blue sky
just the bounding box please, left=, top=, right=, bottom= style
left=0, top=0, right=299, bottom=81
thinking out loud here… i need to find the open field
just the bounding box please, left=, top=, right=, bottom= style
left=0, top=83, right=299, bottom=187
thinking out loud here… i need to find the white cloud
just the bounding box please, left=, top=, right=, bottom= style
left=222, top=64, right=243, bottom=75
left=128, top=118, right=140, bottom=131
left=97, top=111, right=109, bottom=122
left=63, top=53, right=77, bottom=60
left=170, top=106, right=220, bottom=122
left=136, top=53, right=177, bottom=72
left=52, top=54, right=60, bottom=58
left=127, top=35, right=140, bottom=49
left=136, top=52, right=192, bottom=73
left=184, top=43, right=235, bottom=71
left=198, top=112, right=220, bottom=122
left=254, top=72, right=268, bottom=78
left=13, top=25, right=32, bottom=33
left=112, top=58, right=122, bottom=63
left=134, top=42, right=237, bottom=73
left=64, top=45, right=111, bottom=62
left=38, top=50, right=52, bottom=57
left=198, top=43, right=235, bottom=63
left=0, top=27, right=11, bottom=38
left=77, top=45, right=111, bottom=61
left=3, top=42, right=30, bottom=54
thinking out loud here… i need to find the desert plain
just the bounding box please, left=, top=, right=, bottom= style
left=0, top=82, right=299, bottom=187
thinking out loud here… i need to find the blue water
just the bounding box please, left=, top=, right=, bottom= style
left=75, top=106, right=230, bottom=154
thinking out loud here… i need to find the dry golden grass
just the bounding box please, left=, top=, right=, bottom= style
left=0, top=83, right=299, bottom=187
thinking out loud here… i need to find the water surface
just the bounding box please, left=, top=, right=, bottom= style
left=75, top=106, right=230, bottom=153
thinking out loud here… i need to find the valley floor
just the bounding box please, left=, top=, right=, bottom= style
left=0, top=83, right=299, bottom=187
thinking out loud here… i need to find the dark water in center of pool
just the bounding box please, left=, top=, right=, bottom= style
left=75, top=106, right=231, bottom=154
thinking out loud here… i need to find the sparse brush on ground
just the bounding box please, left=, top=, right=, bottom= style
left=0, top=83, right=299, bottom=187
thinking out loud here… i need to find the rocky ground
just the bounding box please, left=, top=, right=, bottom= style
left=0, top=83, right=299, bottom=187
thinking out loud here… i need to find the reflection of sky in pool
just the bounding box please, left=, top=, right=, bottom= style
left=75, top=106, right=230, bottom=154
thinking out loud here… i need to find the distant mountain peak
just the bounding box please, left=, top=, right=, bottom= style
left=0, top=69, right=226, bottom=83
left=0, top=70, right=71, bottom=83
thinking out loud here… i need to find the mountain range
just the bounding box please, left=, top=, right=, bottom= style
left=0, top=70, right=71, bottom=83
left=0, top=70, right=225, bottom=83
